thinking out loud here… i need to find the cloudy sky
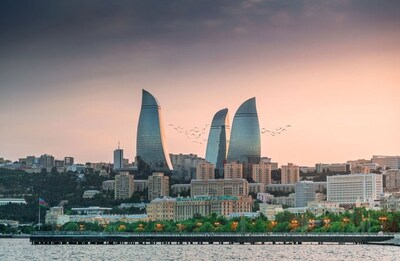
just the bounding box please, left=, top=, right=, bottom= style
left=1, top=0, right=399, bottom=166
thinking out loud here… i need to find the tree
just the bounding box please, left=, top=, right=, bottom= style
left=63, top=222, right=79, bottom=231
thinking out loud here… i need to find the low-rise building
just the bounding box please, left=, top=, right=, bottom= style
left=191, top=179, right=248, bottom=197
left=257, top=193, right=275, bottom=203
left=171, top=184, right=191, bottom=195
left=306, top=201, right=343, bottom=216
left=271, top=193, right=295, bottom=207
left=249, top=183, right=265, bottom=194
left=83, top=190, right=101, bottom=199
left=0, top=198, right=27, bottom=206
left=146, top=196, right=176, bottom=221
left=259, top=204, right=284, bottom=220
left=71, top=206, right=112, bottom=215
left=134, top=180, right=148, bottom=192
left=147, top=195, right=253, bottom=221
left=102, top=180, right=115, bottom=191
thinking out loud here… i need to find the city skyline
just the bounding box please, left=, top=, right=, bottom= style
left=1, top=1, right=399, bottom=166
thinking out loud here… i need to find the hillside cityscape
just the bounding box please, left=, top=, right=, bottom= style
left=1, top=90, right=399, bottom=234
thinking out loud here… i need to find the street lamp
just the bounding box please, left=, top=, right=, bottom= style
left=291, top=219, right=298, bottom=231
left=378, top=216, right=387, bottom=231
left=323, top=218, right=330, bottom=227
left=308, top=219, right=315, bottom=230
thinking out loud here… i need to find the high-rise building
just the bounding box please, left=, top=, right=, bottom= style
left=113, top=147, right=123, bottom=170
left=205, top=108, right=230, bottom=176
left=295, top=181, right=316, bottom=207
left=227, top=97, right=261, bottom=179
left=196, top=162, right=215, bottom=180
left=227, top=97, right=261, bottom=164
left=136, top=89, right=173, bottom=171
left=148, top=172, right=170, bottom=201
left=327, top=173, right=383, bottom=204
left=114, top=171, right=134, bottom=199
left=252, top=163, right=272, bottom=186
left=281, top=163, right=300, bottom=184
left=224, top=163, right=243, bottom=179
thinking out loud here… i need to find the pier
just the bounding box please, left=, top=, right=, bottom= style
left=30, top=232, right=397, bottom=245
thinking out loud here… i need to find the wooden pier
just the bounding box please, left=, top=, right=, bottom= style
left=30, top=232, right=396, bottom=245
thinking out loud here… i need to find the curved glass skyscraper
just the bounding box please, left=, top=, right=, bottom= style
left=227, top=97, right=261, bottom=164
left=205, top=108, right=230, bottom=172
left=136, top=89, right=173, bottom=171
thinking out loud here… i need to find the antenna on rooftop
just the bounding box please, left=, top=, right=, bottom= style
left=118, top=141, right=120, bottom=149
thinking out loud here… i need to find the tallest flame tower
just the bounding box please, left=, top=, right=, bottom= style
left=136, top=89, right=173, bottom=171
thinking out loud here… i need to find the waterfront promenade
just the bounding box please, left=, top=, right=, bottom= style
left=30, top=232, right=398, bottom=245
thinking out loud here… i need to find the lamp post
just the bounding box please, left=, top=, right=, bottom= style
left=342, top=217, right=349, bottom=232
left=323, top=218, right=330, bottom=230
left=291, top=219, right=298, bottom=231
left=308, top=219, right=315, bottom=231
left=378, top=216, right=387, bottom=232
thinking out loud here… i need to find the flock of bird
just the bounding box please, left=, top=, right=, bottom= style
left=261, top=125, right=292, bottom=136
left=169, top=123, right=292, bottom=145
left=169, top=123, right=210, bottom=145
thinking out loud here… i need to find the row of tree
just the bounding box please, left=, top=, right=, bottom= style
left=43, top=208, right=400, bottom=233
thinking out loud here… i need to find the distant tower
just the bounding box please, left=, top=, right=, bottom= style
left=113, top=143, right=123, bottom=171
left=205, top=108, right=230, bottom=177
left=136, top=89, right=173, bottom=171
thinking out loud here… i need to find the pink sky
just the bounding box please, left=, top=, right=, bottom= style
left=1, top=1, right=399, bottom=166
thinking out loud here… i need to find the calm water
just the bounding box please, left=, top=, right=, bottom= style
left=0, top=239, right=399, bottom=261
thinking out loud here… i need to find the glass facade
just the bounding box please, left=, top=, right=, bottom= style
left=227, top=97, right=261, bottom=164
left=205, top=108, right=230, bottom=171
left=136, top=89, right=173, bottom=171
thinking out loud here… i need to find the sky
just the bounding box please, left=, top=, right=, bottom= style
left=1, top=0, right=399, bottom=166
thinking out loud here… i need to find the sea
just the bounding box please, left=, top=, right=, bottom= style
left=0, top=238, right=399, bottom=261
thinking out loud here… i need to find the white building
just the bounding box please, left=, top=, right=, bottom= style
left=259, top=204, right=284, bottom=220
left=327, top=173, right=383, bottom=204
left=257, top=193, right=274, bottom=203
left=0, top=198, right=27, bottom=206
left=83, top=190, right=101, bottom=199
